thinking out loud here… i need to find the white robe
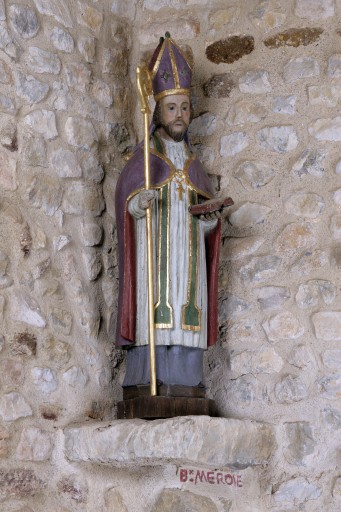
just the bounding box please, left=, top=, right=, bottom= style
left=128, top=138, right=216, bottom=349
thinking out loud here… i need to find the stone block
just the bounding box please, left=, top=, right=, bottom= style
left=274, top=222, right=315, bottom=254
left=273, top=95, right=296, bottom=114
left=264, top=28, right=323, bottom=48
left=283, top=57, right=319, bottom=82
left=23, top=109, right=58, bottom=139
left=312, top=311, right=341, bottom=340
left=209, top=8, right=240, bottom=30
left=263, top=311, right=304, bottom=341
left=220, top=132, right=248, bottom=157
left=250, top=1, right=286, bottom=32
left=64, top=417, right=276, bottom=468
left=104, top=487, right=128, bottom=512
left=0, top=468, right=44, bottom=500
left=153, top=489, right=218, bottom=512
left=284, top=422, right=315, bottom=465
left=0, top=392, right=32, bottom=421
left=285, top=192, right=325, bottom=218
left=229, top=202, right=271, bottom=228
left=273, top=476, right=321, bottom=505
left=33, top=0, right=73, bottom=28
left=203, top=73, right=235, bottom=98
left=206, top=36, right=254, bottom=64
left=240, top=255, right=281, bottom=283
left=9, top=5, right=40, bottom=39
left=309, top=116, right=341, bottom=141
left=189, top=113, right=217, bottom=137
left=50, top=27, right=74, bottom=52
left=221, top=235, right=264, bottom=260
left=275, top=375, right=308, bottom=403
left=31, top=367, right=58, bottom=393
left=257, top=125, right=298, bottom=153
left=295, top=0, right=335, bottom=19
left=256, top=286, right=290, bottom=310
left=239, top=70, right=271, bottom=94
left=16, top=427, right=53, bottom=461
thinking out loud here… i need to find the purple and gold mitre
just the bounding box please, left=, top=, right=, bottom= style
left=148, top=32, right=192, bottom=101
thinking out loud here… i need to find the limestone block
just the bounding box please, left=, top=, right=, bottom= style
left=229, top=202, right=271, bottom=228
left=288, top=344, right=316, bottom=369
left=80, top=218, right=102, bottom=246
left=23, top=109, right=58, bottom=139
left=227, top=100, right=267, bottom=126
left=0, top=425, right=9, bottom=458
left=139, top=17, right=200, bottom=45
left=11, top=290, right=46, bottom=327
left=104, top=488, right=128, bottom=512
left=50, top=27, right=74, bottom=52
left=263, top=311, right=304, bottom=341
left=328, top=54, right=341, bottom=77
left=273, top=95, right=296, bottom=114
left=224, top=375, right=267, bottom=405
left=78, top=36, right=96, bottom=63
left=0, top=93, right=16, bottom=114
left=0, top=392, right=32, bottom=421
left=49, top=307, right=72, bottom=335
left=240, top=255, right=281, bottom=283
left=308, top=85, right=341, bottom=107
left=153, top=489, right=217, bottom=512
left=284, top=422, right=315, bottom=465
left=0, top=334, right=4, bottom=351
left=285, top=192, right=325, bottom=218
left=44, top=338, right=71, bottom=368
left=189, top=113, right=217, bottom=137
left=290, top=249, right=329, bottom=275
left=221, top=319, right=256, bottom=346
left=203, top=73, right=235, bottom=98
left=296, top=280, right=335, bottom=308
left=0, top=24, right=22, bottom=60
left=9, top=5, right=40, bottom=39
left=295, top=0, right=335, bottom=19
left=275, top=375, right=308, bottom=403
left=101, top=276, right=116, bottom=308
left=65, top=117, right=97, bottom=149
left=51, top=148, right=82, bottom=178
left=273, top=476, right=321, bottom=505
left=309, top=116, right=341, bottom=141
left=219, top=293, right=253, bottom=318
left=235, top=160, right=275, bottom=190
left=64, top=416, right=276, bottom=468
left=31, top=367, right=58, bottom=393
left=264, top=28, right=323, bottom=48
left=28, top=46, right=61, bottom=74
left=62, top=182, right=104, bottom=216
left=57, top=474, right=88, bottom=504
left=25, top=175, right=63, bottom=215
left=274, top=222, right=316, bottom=254
left=221, top=236, right=265, bottom=260
left=65, top=63, right=91, bottom=92
left=52, top=81, right=72, bottom=111
left=230, top=346, right=283, bottom=375
left=63, top=366, right=89, bottom=388
left=220, top=132, right=248, bottom=157
left=283, top=57, right=319, bottom=82
left=318, top=374, right=341, bottom=399
left=0, top=0, right=4, bottom=20
left=23, top=136, right=47, bottom=166
left=209, top=8, right=240, bottom=30
left=91, top=79, right=112, bottom=107
left=53, top=234, right=71, bottom=251
left=322, top=350, right=341, bottom=369
left=15, top=71, right=49, bottom=104
left=0, top=149, right=17, bottom=190
left=250, top=0, right=286, bottom=32
left=256, top=286, right=290, bottom=310
left=332, top=188, right=341, bottom=204
left=16, top=427, right=53, bottom=461
left=77, top=2, right=103, bottom=33
left=239, top=70, right=271, bottom=94
left=257, top=125, right=298, bottom=153
left=0, top=359, right=24, bottom=388
left=206, top=36, right=254, bottom=64
left=0, top=468, right=44, bottom=500
left=33, top=0, right=73, bottom=28
left=312, top=312, right=341, bottom=340
left=322, top=407, right=341, bottom=429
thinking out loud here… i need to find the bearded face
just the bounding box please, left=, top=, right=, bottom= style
left=153, top=95, right=191, bottom=142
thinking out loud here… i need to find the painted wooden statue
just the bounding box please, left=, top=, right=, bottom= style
left=115, top=33, right=232, bottom=418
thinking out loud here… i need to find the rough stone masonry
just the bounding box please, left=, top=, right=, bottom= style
left=1, top=0, right=341, bottom=510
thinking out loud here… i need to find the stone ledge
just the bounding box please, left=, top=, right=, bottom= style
left=64, top=416, right=276, bottom=469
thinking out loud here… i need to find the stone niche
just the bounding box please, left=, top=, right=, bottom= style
left=63, top=416, right=276, bottom=511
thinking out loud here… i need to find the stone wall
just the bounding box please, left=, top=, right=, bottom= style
left=1, top=0, right=341, bottom=510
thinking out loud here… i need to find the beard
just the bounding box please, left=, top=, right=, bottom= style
left=161, top=120, right=188, bottom=142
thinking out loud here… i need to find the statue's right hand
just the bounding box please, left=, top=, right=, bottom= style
left=138, top=189, right=158, bottom=210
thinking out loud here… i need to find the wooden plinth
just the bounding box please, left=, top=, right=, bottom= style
left=117, top=395, right=216, bottom=420
left=123, top=384, right=206, bottom=400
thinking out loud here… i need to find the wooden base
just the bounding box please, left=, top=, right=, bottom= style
left=123, top=384, right=206, bottom=400
left=117, top=395, right=216, bottom=419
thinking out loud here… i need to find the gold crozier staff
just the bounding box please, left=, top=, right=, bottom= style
left=136, top=65, right=157, bottom=396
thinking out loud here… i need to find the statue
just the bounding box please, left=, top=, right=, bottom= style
left=115, top=33, right=233, bottom=418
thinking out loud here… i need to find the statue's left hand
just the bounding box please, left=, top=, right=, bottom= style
left=200, top=211, right=221, bottom=221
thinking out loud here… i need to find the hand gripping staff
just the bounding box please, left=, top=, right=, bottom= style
left=136, top=64, right=157, bottom=397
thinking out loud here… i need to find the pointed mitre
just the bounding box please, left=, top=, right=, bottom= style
left=148, top=32, right=192, bottom=101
